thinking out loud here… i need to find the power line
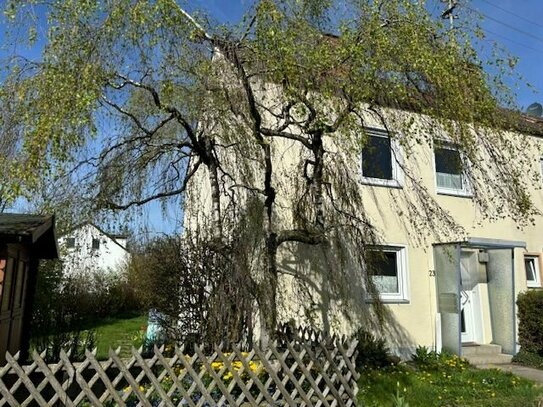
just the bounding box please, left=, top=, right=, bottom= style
left=465, top=4, right=543, bottom=45
left=478, top=0, right=543, bottom=30
left=480, top=27, right=543, bottom=54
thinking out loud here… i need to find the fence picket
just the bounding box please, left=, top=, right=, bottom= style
left=84, top=349, right=126, bottom=406
left=300, top=342, right=346, bottom=407
left=0, top=335, right=359, bottom=406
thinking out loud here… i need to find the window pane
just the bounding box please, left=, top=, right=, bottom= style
left=92, top=239, right=100, bottom=250
left=371, top=251, right=399, bottom=293
left=436, top=172, right=463, bottom=190
left=435, top=147, right=464, bottom=190
left=435, top=148, right=462, bottom=175
left=362, top=135, right=393, bottom=180
left=525, top=258, right=536, bottom=282
left=66, top=238, right=75, bottom=248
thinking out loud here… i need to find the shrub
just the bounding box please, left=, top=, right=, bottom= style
left=32, top=330, right=96, bottom=363
left=411, top=346, right=439, bottom=367
left=353, top=329, right=392, bottom=369
left=512, top=350, right=543, bottom=369
left=30, top=259, right=143, bottom=361
left=411, top=346, right=469, bottom=371
left=127, top=233, right=255, bottom=349
left=517, top=290, right=543, bottom=355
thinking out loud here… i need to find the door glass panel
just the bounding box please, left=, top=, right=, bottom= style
left=434, top=244, right=461, bottom=355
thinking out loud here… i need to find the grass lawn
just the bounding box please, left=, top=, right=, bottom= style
left=85, top=313, right=148, bottom=359
left=358, top=355, right=543, bottom=406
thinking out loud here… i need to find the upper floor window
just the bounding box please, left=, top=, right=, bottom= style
left=524, top=255, right=541, bottom=288
left=361, top=128, right=402, bottom=187
left=367, top=245, right=409, bottom=303
left=66, top=238, right=76, bottom=248
left=434, top=142, right=470, bottom=196
left=92, top=238, right=100, bottom=250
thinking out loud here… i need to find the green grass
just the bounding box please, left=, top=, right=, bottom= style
left=358, top=357, right=543, bottom=406
left=84, top=313, right=148, bottom=359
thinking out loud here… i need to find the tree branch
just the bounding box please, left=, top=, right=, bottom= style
left=277, top=229, right=325, bottom=245
left=104, top=159, right=201, bottom=210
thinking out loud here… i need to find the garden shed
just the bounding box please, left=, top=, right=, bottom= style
left=0, top=214, right=58, bottom=364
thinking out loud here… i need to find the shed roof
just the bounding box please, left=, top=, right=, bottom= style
left=0, top=213, right=58, bottom=259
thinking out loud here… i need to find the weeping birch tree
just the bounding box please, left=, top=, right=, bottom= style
left=1, top=0, right=537, bottom=343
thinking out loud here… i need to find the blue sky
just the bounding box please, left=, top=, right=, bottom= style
left=468, top=0, right=543, bottom=109
left=2, top=0, right=543, bottom=235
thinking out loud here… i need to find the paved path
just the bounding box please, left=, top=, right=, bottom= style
left=477, top=364, right=543, bottom=384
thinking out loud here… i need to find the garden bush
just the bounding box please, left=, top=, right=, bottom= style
left=517, top=290, right=543, bottom=355
left=30, top=259, right=143, bottom=361
left=512, top=350, right=543, bottom=369
left=411, top=346, right=469, bottom=371
left=353, top=329, right=393, bottom=369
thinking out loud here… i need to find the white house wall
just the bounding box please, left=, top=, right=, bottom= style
left=58, top=224, right=130, bottom=276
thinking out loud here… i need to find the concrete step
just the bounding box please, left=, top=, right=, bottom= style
left=462, top=344, right=502, bottom=356
left=464, top=353, right=513, bottom=366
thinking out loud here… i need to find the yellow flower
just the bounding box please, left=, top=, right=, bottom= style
left=210, top=361, right=224, bottom=370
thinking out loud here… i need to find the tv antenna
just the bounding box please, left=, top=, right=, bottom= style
left=441, top=0, right=459, bottom=30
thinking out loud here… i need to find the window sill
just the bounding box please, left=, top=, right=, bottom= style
left=366, top=297, right=410, bottom=304
left=436, top=188, right=472, bottom=198
left=361, top=177, right=402, bottom=189
left=527, top=283, right=541, bottom=289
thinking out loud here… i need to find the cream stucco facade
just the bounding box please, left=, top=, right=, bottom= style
left=184, top=97, right=543, bottom=357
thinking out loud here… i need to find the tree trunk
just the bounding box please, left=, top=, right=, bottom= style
left=312, top=132, right=325, bottom=230
left=204, top=138, right=222, bottom=241
left=259, top=142, right=279, bottom=347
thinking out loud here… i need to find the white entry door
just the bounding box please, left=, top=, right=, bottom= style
left=460, top=252, right=478, bottom=343
left=460, top=290, right=476, bottom=342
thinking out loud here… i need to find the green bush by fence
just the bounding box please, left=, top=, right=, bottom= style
left=517, top=290, right=543, bottom=355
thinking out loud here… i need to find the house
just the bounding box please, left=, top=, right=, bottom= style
left=184, top=102, right=543, bottom=362
left=0, top=213, right=58, bottom=363
left=58, top=223, right=130, bottom=276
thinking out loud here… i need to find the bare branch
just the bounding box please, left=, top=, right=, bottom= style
left=277, top=229, right=325, bottom=245
left=104, top=159, right=201, bottom=210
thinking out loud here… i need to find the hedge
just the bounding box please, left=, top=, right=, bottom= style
left=517, top=290, right=543, bottom=355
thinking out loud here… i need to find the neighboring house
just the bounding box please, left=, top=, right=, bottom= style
left=58, top=223, right=130, bottom=276
left=185, top=103, right=543, bottom=360
left=0, top=213, right=58, bottom=363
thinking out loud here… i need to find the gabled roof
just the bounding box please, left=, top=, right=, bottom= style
left=0, top=213, right=59, bottom=259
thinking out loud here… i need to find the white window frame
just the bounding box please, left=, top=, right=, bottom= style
left=360, top=128, right=403, bottom=188
left=524, top=255, right=541, bottom=288
left=368, top=244, right=410, bottom=303
left=433, top=141, right=472, bottom=197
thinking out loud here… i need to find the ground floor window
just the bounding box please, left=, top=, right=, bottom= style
left=368, top=245, right=409, bottom=302
left=524, top=255, right=541, bottom=288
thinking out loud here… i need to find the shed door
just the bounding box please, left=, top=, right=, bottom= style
left=0, top=252, right=30, bottom=360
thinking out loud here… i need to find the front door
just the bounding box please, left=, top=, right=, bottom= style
left=460, top=252, right=479, bottom=343
left=460, top=290, right=475, bottom=342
